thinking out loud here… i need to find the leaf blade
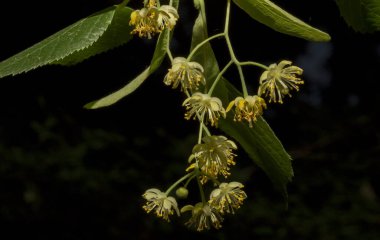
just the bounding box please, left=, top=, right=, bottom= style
left=55, top=6, right=133, bottom=65
left=336, top=0, right=380, bottom=33
left=0, top=5, right=133, bottom=78
left=85, top=25, right=173, bottom=109
left=232, top=0, right=331, bottom=41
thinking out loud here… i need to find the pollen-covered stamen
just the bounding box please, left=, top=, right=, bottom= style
left=226, top=95, right=267, bottom=127
left=182, top=202, right=223, bottom=231
left=183, top=93, right=225, bottom=127
left=142, top=188, right=180, bottom=222
left=209, top=182, right=247, bottom=214
left=164, top=57, right=205, bottom=91
left=258, top=60, right=304, bottom=103
left=129, top=2, right=179, bottom=39
left=156, top=5, right=179, bottom=31
left=129, top=8, right=157, bottom=39
left=187, top=135, right=237, bottom=184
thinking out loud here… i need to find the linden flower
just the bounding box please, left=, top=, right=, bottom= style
left=142, top=188, right=180, bottom=222
left=182, top=202, right=223, bottom=231
left=155, top=5, right=179, bottom=31
left=209, top=182, right=247, bottom=214
left=226, top=95, right=267, bottom=127
left=164, top=57, right=206, bottom=91
left=129, top=8, right=157, bottom=39
left=187, top=135, right=237, bottom=183
left=129, top=1, right=179, bottom=39
left=183, top=93, right=226, bottom=127
left=258, top=60, right=304, bottom=103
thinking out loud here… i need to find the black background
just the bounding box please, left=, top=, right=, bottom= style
left=0, top=0, right=379, bottom=239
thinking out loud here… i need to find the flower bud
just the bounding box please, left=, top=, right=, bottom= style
left=176, top=187, right=189, bottom=199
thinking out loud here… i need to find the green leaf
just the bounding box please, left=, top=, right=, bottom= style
left=190, top=5, right=293, bottom=197
left=55, top=6, right=133, bottom=65
left=84, top=67, right=150, bottom=109
left=336, top=0, right=380, bottom=33
left=0, top=5, right=133, bottom=78
left=85, top=27, right=172, bottom=109
left=232, top=0, right=331, bottom=41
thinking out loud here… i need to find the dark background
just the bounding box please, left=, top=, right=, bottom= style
left=0, top=0, right=379, bottom=239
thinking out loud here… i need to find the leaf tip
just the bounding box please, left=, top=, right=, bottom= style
left=321, top=32, right=332, bottom=42
left=83, top=101, right=97, bottom=109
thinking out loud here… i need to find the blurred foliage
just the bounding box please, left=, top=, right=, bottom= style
left=0, top=0, right=380, bottom=239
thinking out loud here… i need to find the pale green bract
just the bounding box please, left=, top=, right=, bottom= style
left=84, top=28, right=171, bottom=109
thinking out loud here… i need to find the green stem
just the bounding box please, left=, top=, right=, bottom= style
left=166, top=31, right=174, bottom=63
left=224, top=0, right=231, bottom=33
left=224, top=0, right=249, bottom=97
left=198, top=113, right=205, bottom=144
left=196, top=174, right=206, bottom=204
left=202, top=124, right=211, bottom=136
left=237, top=65, right=248, bottom=97
left=187, top=33, right=224, bottom=61
left=166, top=49, right=174, bottom=63
left=208, top=60, right=233, bottom=95
left=240, top=61, right=269, bottom=70
left=184, top=173, right=197, bottom=188
left=165, top=172, right=194, bottom=195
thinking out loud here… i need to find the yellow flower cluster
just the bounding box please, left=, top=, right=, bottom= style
left=129, top=0, right=179, bottom=39
left=182, top=182, right=246, bottom=231
left=140, top=14, right=303, bottom=229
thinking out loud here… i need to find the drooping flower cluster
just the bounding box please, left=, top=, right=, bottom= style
left=142, top=55, right=304, bottom=231
left=181, top=182, right=247, bottom=231
left=129, top=0, right=179, bottom=39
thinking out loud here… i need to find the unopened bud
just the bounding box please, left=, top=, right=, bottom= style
left=176, top=187, right=189, bottom=199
